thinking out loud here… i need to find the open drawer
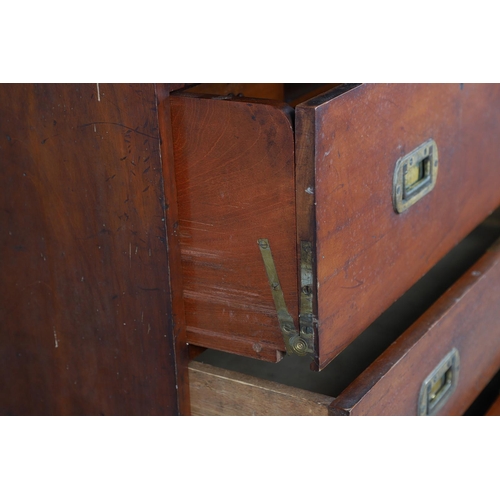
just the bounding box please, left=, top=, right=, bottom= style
left=189, top=218, right=500, bottom=415
left=170, top=83, right=500, bottom=370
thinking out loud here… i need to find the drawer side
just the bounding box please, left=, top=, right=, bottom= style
left=171, top=95, right=298, bottom=361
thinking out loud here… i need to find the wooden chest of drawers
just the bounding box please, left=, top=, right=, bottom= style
left=170, top=83, right=500, bottom=373
left=3, top=83, right=500, bottom=416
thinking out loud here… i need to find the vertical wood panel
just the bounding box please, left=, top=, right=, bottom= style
left=0, top=84, right=178, bottom=415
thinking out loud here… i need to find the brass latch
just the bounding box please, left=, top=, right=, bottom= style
left=258, top=239, right=313, bottom=356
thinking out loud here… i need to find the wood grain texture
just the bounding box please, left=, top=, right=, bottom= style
left=189, top=360, right=333, bottom=415
left=171, top=94, right=297, bottom=361
left=0, top=84, right=178, bottom=415
left=296, top=83, right=500, bottom=368
left=329, top=238, right=500, bottom=416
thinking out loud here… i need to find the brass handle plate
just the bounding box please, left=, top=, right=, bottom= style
left=393, top=139, right=439, bottom=213
left=418, top=348, right=460, bottom=416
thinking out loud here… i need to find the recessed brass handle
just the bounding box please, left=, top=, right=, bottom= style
left=393, top=139, right=439, bottom=213
left=418, top=348, right=460, bottom=416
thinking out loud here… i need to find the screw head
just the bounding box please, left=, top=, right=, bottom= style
left=291, top=337, right=308, bottom=355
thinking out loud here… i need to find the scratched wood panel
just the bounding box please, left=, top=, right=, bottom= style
left=296, top=83, right=500, bottom=369
left=171, top=94, right=297, bottom=361
left=329, top=238, right=500, bottom=416
left=0, top=84, right=179, bottom=415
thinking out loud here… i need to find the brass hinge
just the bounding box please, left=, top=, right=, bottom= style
left=299, top=241, right=315, bottom=353
left=258, top=239, right=313, bottom=356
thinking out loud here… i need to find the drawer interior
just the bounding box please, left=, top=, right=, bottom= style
left=192, top=210, right=500, bottom=403
left=182, top=83, right=340, bottom=107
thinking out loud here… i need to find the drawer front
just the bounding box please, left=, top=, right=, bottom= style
left=170, top=94, right=297, bottom=361
left=329, top=238, right=500, bottom=416
left=296, top=83, right=500, bottom=369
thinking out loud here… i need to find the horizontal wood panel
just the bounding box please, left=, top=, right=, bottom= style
left=171, top=94, right=297, bottom=361
left=296, top=83, right=500, bottom=368
left=329, top=238, right=500, bottom=416
left=189, top=361, right=333, bottom=416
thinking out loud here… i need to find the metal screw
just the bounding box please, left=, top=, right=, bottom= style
left=258, top=240, right=268, bottom=249
left=292, top=338, right=308, bottom=355
left=272, top=282, right=280, bottom=291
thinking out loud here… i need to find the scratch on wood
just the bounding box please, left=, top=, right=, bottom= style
left=129, top=242, right=132, bottom=267
left=147, top=323, right=151, bottom=335
left=96, top=83, right=101, bottom=102
left=78, top=122, right=159, bottom=140
left=53, top=328, right=59, bottom=348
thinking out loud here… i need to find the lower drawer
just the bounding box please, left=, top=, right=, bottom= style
left=189, top=218, right=500, bottom=415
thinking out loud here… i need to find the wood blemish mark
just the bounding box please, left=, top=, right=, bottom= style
left=53, top=328, right=59, bottom=348
left=340, top=278, right=364, bottom=289
left=78, top=122, right=159, bottom=140
left=143, top=186, right=149, bottom=192
left=96, top=83, right=101, bottom=101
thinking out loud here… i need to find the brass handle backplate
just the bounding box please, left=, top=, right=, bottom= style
left=393, top=138, right=439, bottom=213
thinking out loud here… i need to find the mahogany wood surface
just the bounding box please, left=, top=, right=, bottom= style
left=296, top=83, right=500, bottom=369
left=184, top=83, right=285, bottom=101
left=0, top=84, right=179, bottom=415
left=170, top=93, right=297, bottom=361
left=189, top=360, right=333, bottom=416
left=329, top=238, right=500, bottom=416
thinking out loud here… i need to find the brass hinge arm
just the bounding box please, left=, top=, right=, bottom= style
left=258, top=239, right=312, bottom=356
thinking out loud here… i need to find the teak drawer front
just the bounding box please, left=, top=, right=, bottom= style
left=329, top=239, right=500, bottom=416
left=296, top=84, right=500, bottom=368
